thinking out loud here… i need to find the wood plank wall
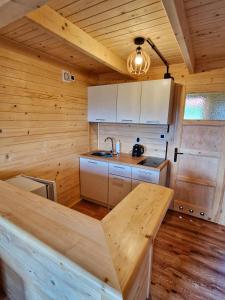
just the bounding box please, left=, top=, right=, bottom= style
left=96, top=64, right=225, bottom=225
left=91, top=123, right=169, bottom=158
left=0, top=39, right=95, bottom=207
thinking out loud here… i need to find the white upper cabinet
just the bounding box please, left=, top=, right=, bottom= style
left=117, top=82, right=141, bottom=123
left=88, top=84, right=117, bottom=122
left=140, top=79, right=174, bottom=124
left=88, top=79, right=174, bottom=124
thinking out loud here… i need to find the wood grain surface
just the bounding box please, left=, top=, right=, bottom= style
left=73, top=201, right=225, bottom=300
left=0, top=38, right=94, bottom=207
left=102, top=183, right=174, bottom=297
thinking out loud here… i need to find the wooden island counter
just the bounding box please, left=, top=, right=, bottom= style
left=0, top=180, right=173, bottom=300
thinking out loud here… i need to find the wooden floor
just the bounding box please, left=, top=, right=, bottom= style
left=73, top=200, right=225, bottom=300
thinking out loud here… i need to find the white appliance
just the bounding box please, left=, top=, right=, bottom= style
left=5, top=175, right=57, bottom=201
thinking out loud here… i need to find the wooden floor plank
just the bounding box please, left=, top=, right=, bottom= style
left=72, top=200, right=225, bottom=300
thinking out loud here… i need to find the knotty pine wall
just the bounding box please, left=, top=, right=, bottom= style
left=0, top=39, right=95, bottom=207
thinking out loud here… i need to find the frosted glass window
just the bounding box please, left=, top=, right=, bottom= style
left=184, top=92, right=225, bottom=120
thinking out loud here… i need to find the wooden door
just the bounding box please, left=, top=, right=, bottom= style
left=117, top=82, right=141, bottom=123
left=169, top=86, right=225, bottom=223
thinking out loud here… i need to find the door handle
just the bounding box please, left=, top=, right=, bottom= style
left=174, top=147, right=183, bottom=162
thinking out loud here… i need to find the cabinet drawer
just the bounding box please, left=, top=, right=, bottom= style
left=109, top=163, right=131, bottom=178
left=132, top=167, right=159, bottom=183
left=80, top=158, right=108, bottom=174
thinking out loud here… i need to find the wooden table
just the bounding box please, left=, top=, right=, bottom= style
left=0, top=180, right=173, bottom=299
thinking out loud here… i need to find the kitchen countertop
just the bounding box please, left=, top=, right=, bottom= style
left=0, top=180, right=173, bottom=298
left=80, top=151, right=169, bottom=171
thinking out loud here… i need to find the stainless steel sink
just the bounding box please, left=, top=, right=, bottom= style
left=91, top=151, right=113, bottom=158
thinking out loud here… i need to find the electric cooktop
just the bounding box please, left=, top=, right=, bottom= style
left=138, top=157, right=165, bottom=168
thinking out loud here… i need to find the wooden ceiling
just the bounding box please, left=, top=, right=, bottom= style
left=184, top=0, right=225, bottom=72
left=0, top=0, right=224, bottom=75
left=0, top=0, right=183, bottom=74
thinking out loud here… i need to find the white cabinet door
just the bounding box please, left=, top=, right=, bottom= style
left=88, top=84, right=117, bottom=122
left=108, top=174, right=131, bottom=207
left=117, top=82, right=141, bottom=123
left=80, top=158, right=108, bottom=206
left=140, top=79, right=174, bottom=124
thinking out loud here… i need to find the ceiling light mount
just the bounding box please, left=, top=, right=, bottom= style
left=134, top=37, right=145, bottom=46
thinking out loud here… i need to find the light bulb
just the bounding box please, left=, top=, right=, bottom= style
left=134, top=53, right=143, bottom=65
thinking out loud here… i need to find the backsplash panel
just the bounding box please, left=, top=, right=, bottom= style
left=90, top=123, right=169, bottom=158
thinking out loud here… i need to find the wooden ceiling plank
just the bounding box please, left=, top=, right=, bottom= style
left=184, top=0, right=219, bottom=10
left=87, top=9, right=166, bottom=37
left=26, top=5, right=130, bottom=75
left=0, top=18, right=29, bottom=35
left=185, top=0, right=225, bottom=17
left=96, top=18, right=169, bottom=42
left=66, top=0, right=152, bottom=23
left=2, top=23, right=38, bottom=40
left=72, top=0, right=161, bottom=29
left=85, top=11, right=165, bottom=36
left=162, top=0, right=195, bottom=73
left=48, top=0, right=79, bottom=11
left=0, top=0, right=48, bottom=29
left=24, top=34, right=54, bottom=47
left=55, top=0, right=105, bottom=17
left=97, top=23, right=173, bottom=45
left=196, top=56, right=225, bottom=73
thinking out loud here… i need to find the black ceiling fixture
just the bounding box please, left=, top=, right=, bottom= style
left=133, top=36, right=173, bottom=79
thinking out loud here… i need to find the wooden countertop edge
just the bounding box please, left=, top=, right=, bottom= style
left=101, top=183, right=174, bottom=296
left=0, top=180, right=173, bottom=298
left=80, top=151, right=169, bottom=171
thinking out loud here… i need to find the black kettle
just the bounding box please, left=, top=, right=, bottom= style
left=132, top=144, right=144, bottom=157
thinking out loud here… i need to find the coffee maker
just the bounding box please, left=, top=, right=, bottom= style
left=132, top=144, right=144, bottom=157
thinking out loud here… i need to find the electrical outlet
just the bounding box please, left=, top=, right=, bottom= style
left=62, top=70, right=75, bottom=82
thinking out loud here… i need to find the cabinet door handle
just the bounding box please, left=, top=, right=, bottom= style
left=121, top=119, right=133, bottom=122
left=88, top=160, right=98, bottom=164
left=113, top=165, right=124, bottom=169
left=96, top=118, right=105, bottom=121
left=146, top=120, right=160, bottom=124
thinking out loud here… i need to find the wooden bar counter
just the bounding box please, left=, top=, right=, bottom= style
left=0, top=180, right=173, bottom=299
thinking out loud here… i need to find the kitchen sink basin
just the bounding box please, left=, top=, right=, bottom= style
left=91, top=151, right=113, bottom=158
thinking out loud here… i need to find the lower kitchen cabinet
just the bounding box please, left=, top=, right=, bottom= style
left=108, top=174, right=131, bottom=208
left=132, top=179, right=147, bottom=190
left=80, top=158, right=108, bottom=206
left=80, top=156, right=168, bottom=208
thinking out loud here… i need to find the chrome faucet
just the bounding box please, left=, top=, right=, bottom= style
left=104, top=137, right=116, bottom=155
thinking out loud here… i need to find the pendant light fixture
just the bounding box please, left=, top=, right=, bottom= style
left=127, top=37, right=173, bottom=79
left=127, top=37, right=150, bottom=75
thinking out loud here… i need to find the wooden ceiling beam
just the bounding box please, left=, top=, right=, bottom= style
left=0, top=0, right=47, bottom=29
left=162, top=0, right=195, bottom=73
left=26, top=5, right=130, bottom=76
